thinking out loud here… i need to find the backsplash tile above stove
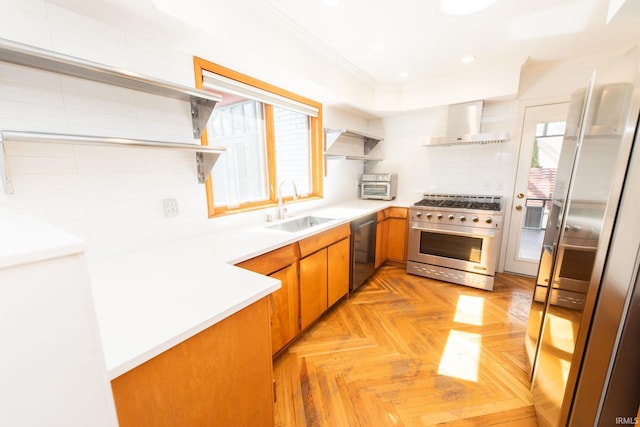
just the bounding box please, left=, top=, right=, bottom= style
left=368, top=102, right=517, bottom=200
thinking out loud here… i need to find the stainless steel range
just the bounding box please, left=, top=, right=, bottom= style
left=407, top=194, right=503, bottom=290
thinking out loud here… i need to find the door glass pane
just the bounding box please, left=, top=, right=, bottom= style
left=518, top=121, right=565, bottom=260
left=208, top=98, right=269, bottom=207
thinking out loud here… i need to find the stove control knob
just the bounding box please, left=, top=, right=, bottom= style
left=448, top=214, right=455, bottom=220
left=472, top=217, right=479, bottom=223
left=415, top=212, right=422, bottom=218
left=572, top=225, right=581, bottom=232
left=485, top=218, right=493, bottom=224
left=437, top=214, right=443, bottom=220
left=426, top=213, right=433, bottom=219
left=460, top=216, right=467, bottom=222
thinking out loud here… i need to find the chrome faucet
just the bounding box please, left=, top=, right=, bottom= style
left=277, top=180, right=298, bottom=219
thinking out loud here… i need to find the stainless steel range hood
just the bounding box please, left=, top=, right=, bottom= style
left=428, top=100, right=509, bottom=146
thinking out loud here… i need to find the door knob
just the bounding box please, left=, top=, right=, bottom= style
left=517, top=193, right=525, bottom=199
left=515, top=205, right=523, bottom=211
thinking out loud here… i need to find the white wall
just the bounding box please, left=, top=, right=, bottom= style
left=0, top=0, right=365, bottom=259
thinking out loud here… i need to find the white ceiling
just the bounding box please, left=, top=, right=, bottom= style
left=259, top=0, right=640, bottom=84
left=46, top=0, right=640, bottom=114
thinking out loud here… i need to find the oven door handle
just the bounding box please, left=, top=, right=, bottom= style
left=558, top=243, right=597, bottom=251
left=410, top=225, right=495, bottom=239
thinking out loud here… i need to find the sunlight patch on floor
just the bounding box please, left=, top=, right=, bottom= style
left=437, top=330, right=482, bottom=382
left=453, top=295, right=485, bottom=326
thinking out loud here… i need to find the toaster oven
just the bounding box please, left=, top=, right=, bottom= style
left=360, top=173, right=397, bottom=200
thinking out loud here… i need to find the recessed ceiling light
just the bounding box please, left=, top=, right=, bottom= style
left=372, top=43, right=385, bottom=52
left=461, top=56, right=476, bottom=63
left=438, top=0, right=500, bottom=16
left=398, top=71, right=409, bottom=78
left=323, top=0, right=341, bottom=7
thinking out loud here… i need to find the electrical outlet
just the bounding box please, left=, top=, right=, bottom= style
left=162, top=198, right=179, bottom=218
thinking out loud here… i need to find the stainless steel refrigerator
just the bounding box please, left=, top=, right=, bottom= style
left=525, top=46, right=640, bottom=426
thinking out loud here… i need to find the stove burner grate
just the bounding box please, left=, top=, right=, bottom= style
left=414, top=195, right=502, bottom=211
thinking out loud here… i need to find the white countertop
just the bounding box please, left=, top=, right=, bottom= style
left=0, top=209, right=85, bottom=269
left=89, top=199, right=398, bottom=379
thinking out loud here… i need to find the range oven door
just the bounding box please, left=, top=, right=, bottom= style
left=407, top=221, right=500, bottom=276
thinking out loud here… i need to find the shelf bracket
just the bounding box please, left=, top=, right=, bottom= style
left=191, top=97, right=217, bottom=139
left=364, top=137, right=379, bottom=155
left=196, top=151, right=223, bottom=184
left=0, top=138, right=14, bottom=195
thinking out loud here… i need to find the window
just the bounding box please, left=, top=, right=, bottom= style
left=193, top=58, right=323, bottom=217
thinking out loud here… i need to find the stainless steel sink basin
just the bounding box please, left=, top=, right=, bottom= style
left=266, top=215, right=334, bottom=233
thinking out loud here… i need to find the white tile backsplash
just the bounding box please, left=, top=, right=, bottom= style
left=0, top=1, right=51, bottom=48
left=59, top=77, right=136, bottom=103
left=76, top=172, right=147, bottom=191
left=75, top=157, right=144, bottom=174
left=8, top=155, right=77, bottom=175
left=126, top=37, right=195, bottom=86
left=0, top=82, right=64, bottom=107
left=45, top=2, right=126, bottom=42
left=47, top=5, right=130, bottom=68
left=371, top=101, right=518, bottom=199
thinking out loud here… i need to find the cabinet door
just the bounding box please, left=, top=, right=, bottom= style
left=299, top=249, right=328, bottom=329
left=386, top=217, right=408, bottom=262
left=111, top=298, right=274, bottom=427
left=375, top=219, right=387, bottom=268
left=269, top=264, right=300, bottom=355
left=327, top=238, right=350, bottom=307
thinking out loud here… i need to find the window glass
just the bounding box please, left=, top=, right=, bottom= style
left=273, top=106, right=311, bottom=196
left=546, top=121, right=566, bottom=136
left=207, top=98, right=268, bottom=207
left=194, top=57, right=323, bottom=216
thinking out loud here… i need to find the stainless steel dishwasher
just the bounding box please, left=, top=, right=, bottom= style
left=350, top=213, right=377, bottom=291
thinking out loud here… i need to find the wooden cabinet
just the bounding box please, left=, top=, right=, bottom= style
left=299, top=248, right=328, bottom=329
left=111, top=297, right=274, bottom=427
left=237, top=244, right=299, bottom=355
left=375, top=207, right=408, bottom=265
left=386, top=220, right=408, bottom=263
left=375, top=210, right=386, bottom=268
left=238, top=224, right=351, bottom=351
left=298, top=223, right=351, bottom=329
left=269, top=264, right=299, bottom=353
left=328, top=237, right=350, bottom=307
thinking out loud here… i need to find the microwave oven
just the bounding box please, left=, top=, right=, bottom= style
left=360, top=173, right=397, bottom=200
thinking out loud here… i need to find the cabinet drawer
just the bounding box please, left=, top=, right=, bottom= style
left=236, top=244, right=298, bottom=275
left=298, top=223, right=350, bottom=258
left=385, top=207, right=408, bottom=219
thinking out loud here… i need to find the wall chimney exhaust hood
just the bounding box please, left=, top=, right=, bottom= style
left=427, top=100, right=509, bottom=146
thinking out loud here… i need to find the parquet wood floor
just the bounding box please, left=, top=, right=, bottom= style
left=273, top=264, right=538, bottom=427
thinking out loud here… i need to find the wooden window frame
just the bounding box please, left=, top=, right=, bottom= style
left=193, top=57, right=323, bottom=218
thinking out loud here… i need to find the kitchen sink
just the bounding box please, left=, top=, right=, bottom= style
left=266, top=215, right=334, bottom=233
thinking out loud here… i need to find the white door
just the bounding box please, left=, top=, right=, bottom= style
left=504, top=102, right=569, bottom=275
